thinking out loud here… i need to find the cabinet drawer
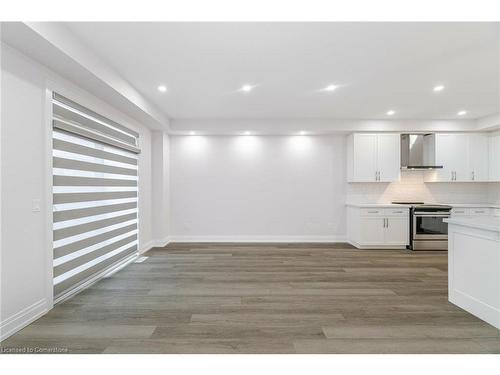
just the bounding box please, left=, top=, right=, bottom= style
left=384, top=208, right=409, bottom=217
left=469, top=208, right=491, bottom=216
left=359, top=208, right=385, bottom=216
left=451, top=208, right=469, bottom=216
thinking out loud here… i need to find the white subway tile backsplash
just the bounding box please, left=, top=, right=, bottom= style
left=347, top=170, right=491, bottom=204
left=489, top=183, right=500, bottom=204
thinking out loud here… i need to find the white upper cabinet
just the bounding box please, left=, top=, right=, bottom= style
left=426, top=133, right=490, bottom=182
left=469, top=134, right=490, bottom=182
left=347, top=132, right=492, bottom=183
left=347, top=133, right=400, bottom=182
left=433, top=134, right=468, bottom=182
left=350, top=134, right=378, bottom=182
left=377, top=134, right=401, bottom=182
left=489, top=133, right=500, bottom=182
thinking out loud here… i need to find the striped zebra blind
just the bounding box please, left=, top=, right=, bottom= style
left=52, top=93, right=140, bottom=302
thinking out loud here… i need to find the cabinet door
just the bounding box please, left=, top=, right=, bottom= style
left=358, top=217, right=385, bottom=245
left=384, top=217, right=409, bottom=246
left=434, top=134, right=455, bottom=181
left=468, top=134, right=489, bottom=181
left=435, top=134, right=468, bottom=181
left=451, top=134, right=469, bottom=181
left=377, top=134, right=401, bottom=182
left=352, top=134, right=378, bottom=182
left=469, top=208, right=491, bottom=216
left=489, top=134, right=500, bottom=182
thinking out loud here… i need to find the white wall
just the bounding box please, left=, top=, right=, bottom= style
left=1, top=43, right=49, bottom=341
left=170, top=135, right=346, bottom=241
left=0, top=44, right=157, bottom=340
left=151, top=131, right=170, bottom=247
left=170, top=134, right=496, bottom=242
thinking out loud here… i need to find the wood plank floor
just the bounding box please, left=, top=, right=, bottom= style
left=2, top=243, right=500, bottom=354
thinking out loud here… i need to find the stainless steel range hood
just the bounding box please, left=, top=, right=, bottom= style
left=400, top=134, right=443, bottom=169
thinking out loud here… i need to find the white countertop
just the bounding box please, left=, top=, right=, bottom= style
left=345, top=203, right=411, bottom=208
left=346, top=202, right=500, bottom=209
left=440, top=203, right=500, bottom=209
left=445, top=216, right=500, bottom=233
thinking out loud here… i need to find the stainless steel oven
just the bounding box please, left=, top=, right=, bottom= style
left=411, top=205, right=451, bottom=250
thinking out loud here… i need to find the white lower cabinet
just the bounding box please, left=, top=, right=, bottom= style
left=347, top=206, right=409, bottom=249
left=451, top=207, right=492, bottom=217
left=385, top=217, right=410, bottom=246
left=358, top=217, right=386, bottom=246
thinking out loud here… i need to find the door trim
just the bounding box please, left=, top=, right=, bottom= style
left=43, top=86, right=54, bottom=310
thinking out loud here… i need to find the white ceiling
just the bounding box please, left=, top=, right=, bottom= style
left=65, top=22, right=499, bottom=120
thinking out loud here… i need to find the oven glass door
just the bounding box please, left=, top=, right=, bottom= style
left=413, top=214, right=449, bottom=240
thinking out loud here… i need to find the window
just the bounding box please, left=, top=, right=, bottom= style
left=52, top=93, right=140, bottom=302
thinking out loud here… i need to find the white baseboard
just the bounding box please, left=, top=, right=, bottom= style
left=346, top=239, right=358, bottom=248
left=153, top=237, right=171, bottom=247
left=346, top=239, right=407, bottom=250
left=139, top=240, right=154, bottom=254
left=140, top=237, right=171, bottom=254
left=168, top=235, right=347, bottom=243
left=0, top=299, right=48, bottom=342
left=450, top=290, right=500, bottom=329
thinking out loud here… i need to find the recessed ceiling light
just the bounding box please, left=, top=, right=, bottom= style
left=323, top=84, right=338, bottom=92
left=189, top=131, right=196, bottom=135
left=457, top=110, right=467, bottom=116
left=157, top=85, right=167, bottom=93
left=299, top=131, right=306, bottom=135
left=243, top=131, right=251, bottom=135
left=386, top=110, right=396, bottom=116
left=241, top=85, right=253, bottom=93
left=433, top=85, right=445, bottom=92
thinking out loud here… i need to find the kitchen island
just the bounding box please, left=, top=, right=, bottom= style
left=445, top=216, right=500, bottom=329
